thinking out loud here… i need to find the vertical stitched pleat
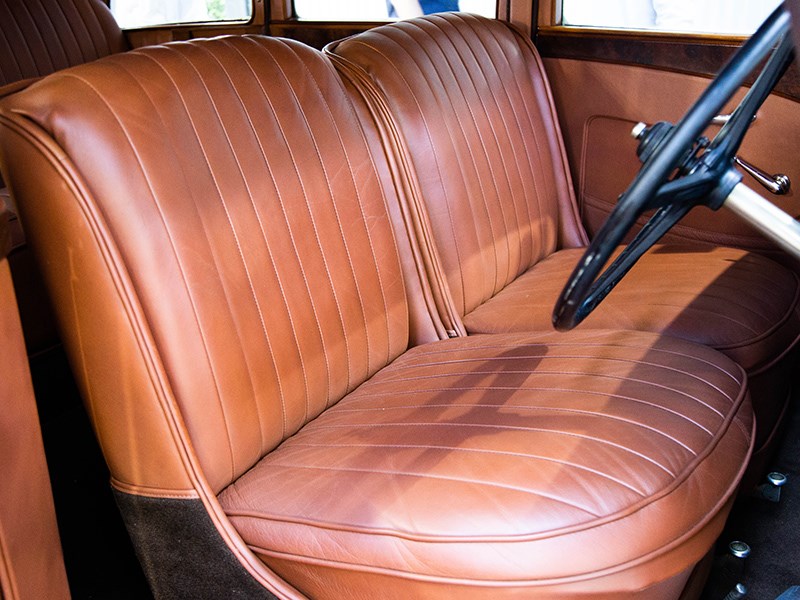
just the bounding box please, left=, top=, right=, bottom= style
left=0, top=0, right=125, bottom=87
left=25, top=37, right=410, bottom=491
left=26, top=0, right=77, bottom=70
left=1, top=1, right=53, bottom=79
left=334, top=14, right=568, bottom=316
left=74, top=0, right=115, bottom=60
left=0, top=2, right=26, bottom=83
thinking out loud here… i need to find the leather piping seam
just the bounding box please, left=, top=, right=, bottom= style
left=514, top=20, right=589, bottom=248
left=0, top=110, right=303, bottom=599
left=327, top=43, right=467, bottom=338
left=745, top=326, right=800, bottom=377
left=239, top=415, right=753, bottom=587
left=244, top=459, right=745, bottom=587
left=111, top=478, right=199, bottom=500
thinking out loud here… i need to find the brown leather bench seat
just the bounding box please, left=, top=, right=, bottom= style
left=327, top=14, right=800, bottom=465
left=0, top=34, right=754, bottom=599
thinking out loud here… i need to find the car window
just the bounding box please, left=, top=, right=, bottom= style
left=293, top=0, right=496, bottom=21
left=110, top=0, right=252, bottom=29
left=561, top=0, right=782, bottom=35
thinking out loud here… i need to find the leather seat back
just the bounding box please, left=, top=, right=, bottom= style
left=0, top=36, right=433, bottom=494
left=330, top=13, right=588, bottom=318
left=0, top=0, right=127, bottom=88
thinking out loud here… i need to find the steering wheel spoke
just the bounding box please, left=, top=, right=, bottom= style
left=710, top=30, right=795, bottom=161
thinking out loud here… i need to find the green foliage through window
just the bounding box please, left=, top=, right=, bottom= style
left=110, top=0, right=252, bottom=29
left=207, top=0, right=225, bottom=20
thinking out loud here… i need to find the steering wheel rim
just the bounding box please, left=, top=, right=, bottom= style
left=552, top=5, right=794, bottom=331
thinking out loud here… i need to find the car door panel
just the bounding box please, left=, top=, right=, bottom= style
left=541, top=45, right=800, bottom=256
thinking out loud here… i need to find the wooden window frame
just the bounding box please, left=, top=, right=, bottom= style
left=535, top=0, right=800, bottom=102
left=268, top=0, right=534, bottom=48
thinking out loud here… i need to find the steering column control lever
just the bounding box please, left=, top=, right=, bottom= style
left=724, top=183, right=800, bottom=260
left=632, top=122, right=790, bottom=195
left=712, top=113, right=757, bottom=126
left=733, top=156, right=791, bottom=195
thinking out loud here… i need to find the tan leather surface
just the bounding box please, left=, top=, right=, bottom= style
left=465, top=245, right=800, bottom=373
left=330, top=14, right=800, bottom=462
left=0, top=119, right=197, bottom=494
left=0, top=0, right=127, bottom=87
left=544, top=57, right=800, bottom=253
left=0, top=36, right=422, bottom=494
left=0, top=32, right=757, bottom=598
left=220, top=329, right=752, bottom=598
left=330, top=14, right=800, bottom=360
left=462, top=243, right=800, bottom=453
left=0, top=210, right=69, bottom=599
left=253, top=558, right=698, bottom=600
left=342, top=75, right=452, bottom=345
left=330, top=13, right=588, bottom=320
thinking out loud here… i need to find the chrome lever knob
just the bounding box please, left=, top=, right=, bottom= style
left=631, top=122, right=648, bottom=140
left=734, top=156, right=791, bottom=195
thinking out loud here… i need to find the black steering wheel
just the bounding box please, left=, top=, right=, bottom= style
left=552, top=4, right=795, bottom=331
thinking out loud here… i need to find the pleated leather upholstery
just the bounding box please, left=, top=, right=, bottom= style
left=220, top=329, right=752, bottom=598
left=0, top=36, right=411, bottom=493
left=330, top=13, right=587, bottom=320
left=328, top=13, right=800, bottom=370
left=329, top=14, right=800, bottom=456
left=0, top=0, right=126, bottom=87
left=0, top=33, right=755, bottom=598
left=0, top=0, right=128, bottom=358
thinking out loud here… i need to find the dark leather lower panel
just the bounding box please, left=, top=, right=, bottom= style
left=113, top=490, right=276, bottom=600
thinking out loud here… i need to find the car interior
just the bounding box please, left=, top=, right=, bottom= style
left=1, top=0, right=800, bottom=599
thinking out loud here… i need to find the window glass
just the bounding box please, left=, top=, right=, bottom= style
left=293, top=0, right=496, bottom=21
left=110, top=0, right=252, bottom=29
left=561, top=0, right=782, bottom=35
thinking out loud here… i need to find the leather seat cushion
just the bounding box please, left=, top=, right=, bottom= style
left=464, top=245, right=800, bottom=374
left=219, top=329, right=752, bottom=598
